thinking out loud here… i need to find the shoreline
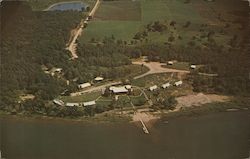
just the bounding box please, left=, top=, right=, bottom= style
left=1, top=98, right=249, bottom=125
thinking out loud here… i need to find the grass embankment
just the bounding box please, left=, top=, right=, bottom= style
left=162, top=98, right=250, bottom=120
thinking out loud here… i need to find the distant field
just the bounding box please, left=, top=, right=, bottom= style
left=80, top=0, right=245, bottom=47
left=81, top=21, right=142, bottom=42
left=94, top=0, right=141, bottom=21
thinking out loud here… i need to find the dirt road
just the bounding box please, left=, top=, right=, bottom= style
left=66, top=0, right=101, bottom=59
left=132, top=61, right=190, bottom=79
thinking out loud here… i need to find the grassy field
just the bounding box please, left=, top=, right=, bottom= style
left=164, top=62, right=190, bottom=71
left=60, top=91, right=101, bottom=103
left=81, top=21, right=142, bottom=42
left=131, top=73, right=174, bottom=88
left=80, top=0, right=244, bottom=48
left=94, top=0, right=141, bottom=21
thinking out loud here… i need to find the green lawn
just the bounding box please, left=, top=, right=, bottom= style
left=130, top=95, right=146, bottom=107
left=60, top=91, right=101, bottom=103
left=80, top=21, right=142, bottom=42
left=164, top=62, right=190, bottom=71
left=131, top=73, right=173, bottom=87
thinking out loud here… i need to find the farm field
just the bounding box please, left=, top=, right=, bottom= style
left=94, top=0, right=141, bottom=21
left=81, top=21, right=142, bottom=42
left=80, top=0, right=245, bottom=47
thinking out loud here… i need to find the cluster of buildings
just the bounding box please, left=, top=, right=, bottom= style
left=148, top=80, right=183, bottom=92
left=78, top=77, right=104, bottom=89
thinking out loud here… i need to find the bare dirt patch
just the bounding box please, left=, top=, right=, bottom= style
left=176, top=93, right=230, bottom=109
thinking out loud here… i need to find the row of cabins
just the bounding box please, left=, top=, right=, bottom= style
left=78, top=77, right=104, bottom=89
left=149, top=81, right=183, bottom=91
left=53, top=99, right=96, bottom=107
left=167, top=61, right=197, bottom=69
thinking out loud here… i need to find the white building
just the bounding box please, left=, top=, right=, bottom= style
left=54, top=68, right=63, bottom=72
left=94, top=77, right=104, bottom=82
left=66, top=103, right=80, bottom=107
left=53, top=99, right=64, bottom=106
left=78, top=83, right=91, bottom=89
left=190, top=65, right=196, bottom=69
left=83, top=101, right=96, bottom=107
left=110, top=86, right=128, bottom=94
left=174, top=81, right=183, bottom=86
left=162, top=83, right=171, bottom=89
left=168, top=61, right=174, bottom=65
left=149, top=85, right=158, bottom=91
left=125, top=85, right=132, bottom=90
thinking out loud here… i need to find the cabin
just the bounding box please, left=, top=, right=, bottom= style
left=149, top=85, right=158, bottom=91
left=94, top=77, right=104, bottom=82
left=168, top=61, right=174, bottom=65
left=66, top=103, right=80, bottom=107
left=174, top=81, right=183, bottom=86
left=125, top=85, right=132, bottom=90
left=110, top=86, right=128, bottom=94
left=53, top=99, right=64, bottom=106
left=54, top=68, right=62, bottom=72
left=162, top=83, right=171, bottom=89
left=83, top=101, right=96, bottom=107
left=190, top=65, right=196, bottom=69
left=78, top=83, right=91, bottom=89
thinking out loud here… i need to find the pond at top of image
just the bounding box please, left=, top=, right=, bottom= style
left=1, top=110, right=250, bottom=159
left=47, top=2, right=89, bottom=11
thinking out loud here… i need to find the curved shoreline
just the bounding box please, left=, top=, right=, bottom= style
left=1, top=99, right=249, bottom=124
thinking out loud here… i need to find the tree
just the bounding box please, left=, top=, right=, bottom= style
left=163, top=96, right=177, bottom=110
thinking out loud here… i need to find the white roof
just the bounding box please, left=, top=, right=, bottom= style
left=110, top=86, right=128, bottom=93
left=66, top=103, right=80, bottom=107
left=55, top=68, right=62, bottom=72
left=190, top=65, right=196, bottom=69
left=83, top=101, right=96, bottom=107
left=168, top=61, right=174, bottom=64
left=94, top=77, right=104, bottom=81
left=149, top=85, right=158, bottom=91
left=125, top=85, right=132, bottom=89
left=162, top=83, right=171, bottom=88
left=53, top=99, right=64, bottom=106
left=175, top=81, right=183, bottom=86
left=78, top=83, right=91, bottom=89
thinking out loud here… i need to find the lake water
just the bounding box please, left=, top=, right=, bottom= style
left=1, top=111, right=250, bottom=159
left=47, top=2, right=88, bottom=11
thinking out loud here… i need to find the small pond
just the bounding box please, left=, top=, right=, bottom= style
left=48, top=2, right=89, bottom=11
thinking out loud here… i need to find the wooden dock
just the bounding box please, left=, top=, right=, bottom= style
left=139, top=118, right=149, bottom=134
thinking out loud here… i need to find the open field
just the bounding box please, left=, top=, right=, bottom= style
left=80, top=0, right=246, bottom=47
left=60, top=91, right=101, bottom=103
left=81, top=21, right=142, bottom=42
left=94, top=0, right=141, bottom=21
